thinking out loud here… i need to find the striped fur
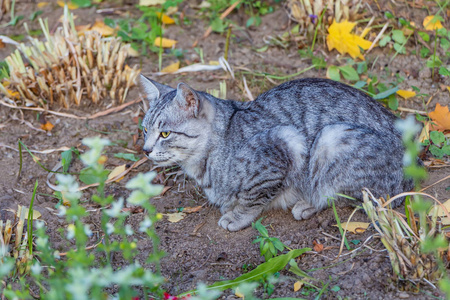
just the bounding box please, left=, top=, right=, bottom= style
left=139, top=75, right=414, bottom=231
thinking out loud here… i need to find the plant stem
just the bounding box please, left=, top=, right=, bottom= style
left=224, top=25, right=232, bottom=61
left=28, top=180, right=38, bottom=255
left=432, top=27, right=437, bottom=80
left=311, top=5, right=327, bottom=53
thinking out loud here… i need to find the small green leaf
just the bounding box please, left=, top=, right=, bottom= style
left=114, top=153, right=139, bottom=161
left=350, top=239, right=361, bottom=245
left=373, top=86, right=399, bottom=100
left=379, top=35, right=391, bottom=47
left=384, top=11, right=395, bottom=19
left=388, top=95, right=398, bottom=110
left=331, top=285, right=341, bottom=292
left=418, top=31, right=430, bottom=42
left=422, top=235, right=448, bottom=253
left=30, top=10, right=43, bottom=21
left=72, top=0, right=92, bottom=7
left=392, top=30, right=406, bottom=44
left=429, top=145, right=444, bottom=159
left=393, top=42, right=406, bottom=54
left=61, top=149, right=73, bottom=173
left=338, top=65, right=359, bottom=81
left=439, top=66, right=450, bottom=76
left=430, top=131, right=445, bottom=145
left=211, top=17, right=225, bottom=33
left=327, top=66, right=340, bottom=81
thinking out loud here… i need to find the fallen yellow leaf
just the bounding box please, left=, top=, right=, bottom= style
left=327, top=20, right=373, bottom=60
left=166, top=212, right=185, bottom=223
left=90, top=20, right=115, bottom=36
left=154, top=37, right=177, bottom=48
left=6, top=89, right=19, bottom=99
left=61, top=191, right=71, bottom=207
left=418, top=121, right=431, bottom=143
left=37, top=2, right=50, bottom=8
left=57, top=0, right=79, bottom=10
left=428, top=199, right=450, bottom=217
left=396, top=90, right=416, bottom=99
left=294, top=281, right=303, bottom=292
left=423, top=15, right=444, bottom=31
left=40, top=121, right=54, bottom=131
left=161, top=61, right=180, bottom=73
left=107, top=164, right=126, bottom=182
left=447, top=86, right=450, bottom=93
left=98, top=155, right=107, bottom=165
left=235, top=287, right=244, bottom=298
left=139, top=0, right=166, bottom=5
left=127, top=46, right=140, bottom=57
left=334, top=221, right=370, bottom=234
left=182, top=206, right=202, bottom=213
left=6, top=206, right=42, bottom=219
left=156, top=12, right=175, bottom=25
left=429, top=103, right=450, bottom=131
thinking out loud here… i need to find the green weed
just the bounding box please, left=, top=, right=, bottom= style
left=252, top=218, right=287, bottom=261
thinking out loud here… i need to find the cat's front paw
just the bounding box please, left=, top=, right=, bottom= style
left=218, top=211, right=252, bottom=232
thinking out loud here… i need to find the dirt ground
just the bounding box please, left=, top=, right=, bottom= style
left=1, top=0, right=450, bottom=299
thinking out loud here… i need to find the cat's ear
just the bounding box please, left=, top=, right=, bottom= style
left=138, top=75, right=174, bottom=106
left=176, top=83, right=201, bottom=117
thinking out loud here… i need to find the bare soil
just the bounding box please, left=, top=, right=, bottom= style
left=1, top=1, right=450, bottom=299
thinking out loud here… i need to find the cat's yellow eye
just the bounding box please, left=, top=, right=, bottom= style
left=143, top=128, right=147, bottom=133
left=160, top=131, right=171, bottom=138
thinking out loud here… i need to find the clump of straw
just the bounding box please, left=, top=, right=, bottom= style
left=0, top=6, right=140, bottom=109
left=362, top=189, right=449, bottom=286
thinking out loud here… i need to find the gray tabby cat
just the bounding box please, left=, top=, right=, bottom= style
left=139, top=75, right=414, bottom=231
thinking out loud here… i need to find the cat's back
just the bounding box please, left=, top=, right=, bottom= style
left=248, top=78, right=399, bottom=137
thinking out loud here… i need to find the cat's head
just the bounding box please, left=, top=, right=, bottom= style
left=139, top=75, right=213, bottom=167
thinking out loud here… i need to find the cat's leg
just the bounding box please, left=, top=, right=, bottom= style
left=218, top=126, right=307, bottom=231
left=306, top=123, right=405, bottom=211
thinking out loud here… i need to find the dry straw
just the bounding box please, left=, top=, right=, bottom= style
left=286, top=0, right=363, bottom=35
left=362, top=189, right=448, bottom=284
left=0, top=6, right=140, bottom=109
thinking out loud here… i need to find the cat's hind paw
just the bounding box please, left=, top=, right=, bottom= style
left=292, top=201, right=318, bottom=220
left=218, top=211, right=253, bottom=232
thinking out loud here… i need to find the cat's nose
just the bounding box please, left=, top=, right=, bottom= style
left=143, top=147, right=152, bottom=156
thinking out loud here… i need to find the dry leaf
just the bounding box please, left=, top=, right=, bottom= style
left=429, top=199, right=450, bottom=217
left=161, top=61, right=180, bottom=73
left=423, top=15, right=444, bottom=31
left=235, top=287, right=244, bottom=298
left=40, top=121, right=54, bottom=131
left=154, top=37, right=177, bottom=48
left=6, top=89, right=19, bottom=99
left=166, top=212, right=185, bottom=223
left=139, top=0, right=166, bottom=5
left=396, top=90, right=416, bottom=99
left=57, top=0, right=79, bottom=10
left=418, top=121, right=431, bottom=143
left=429, top=103, right=450, bottom=131
left=294, top=281, right=303, bottom=292
left=89, top=20, right=115, bottom=36
left=127, top=47, right=140, bottom=57
left=107, top=164, right=126, bottom=182
left=37, top=2, right=50, bottom=8
left=156, top=12, right=175, bottom=25
left=61, top=191, right=72, bottom=207
left=312, top=240, right=324, bottom=252
left=327, top=20, right=372, bottom=60
left=182, top=206, right=202, bottom=213
left=447, top=86, right=450, bottom=93
left=98, top=155, right=107, bottom=165
left=6, top=206, right=41, bottom=219
left=334, top=221, right=370, bottom=234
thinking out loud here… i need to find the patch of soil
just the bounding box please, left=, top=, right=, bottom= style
left=1, top=1, right=449, bottom=299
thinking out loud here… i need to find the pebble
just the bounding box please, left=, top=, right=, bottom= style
left=419, top=67, right=431, bottom=79
left=398, top=292, right=410, bottom=299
